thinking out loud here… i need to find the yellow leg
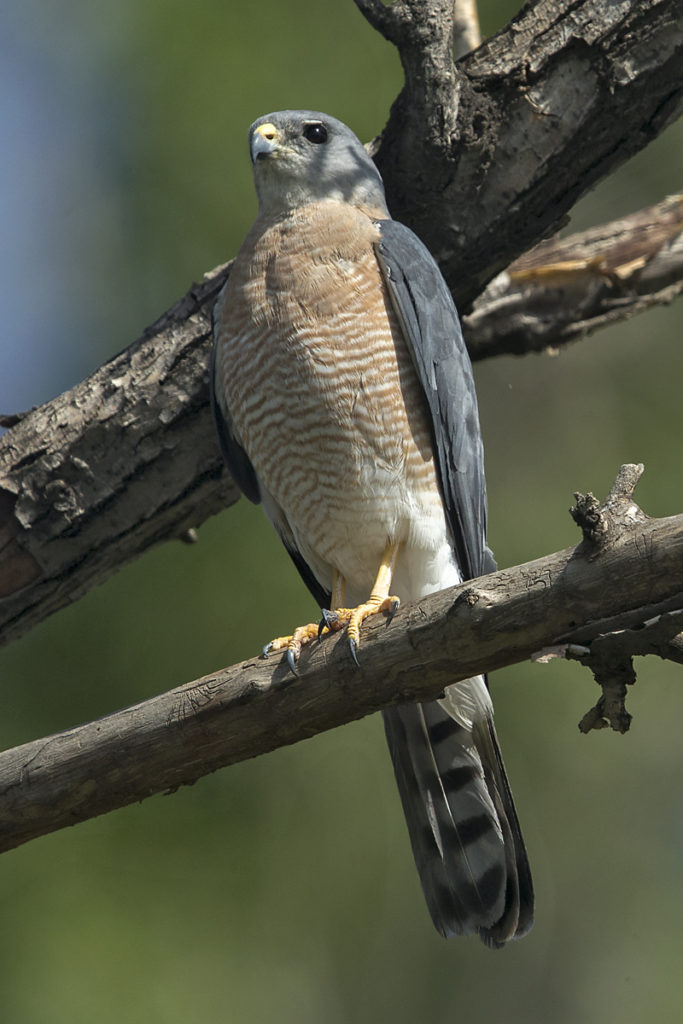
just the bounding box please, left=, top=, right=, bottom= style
left=331, top=568, right=346, bottom=611
left=263, top=540, right=401, bottom=672
left=330, top=540, right=402, bottom=661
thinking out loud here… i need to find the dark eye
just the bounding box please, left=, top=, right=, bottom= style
left=303, top=122, right=328, bottom=144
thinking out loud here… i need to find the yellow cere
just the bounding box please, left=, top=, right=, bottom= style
left=256, top=123, right=279, bottom=141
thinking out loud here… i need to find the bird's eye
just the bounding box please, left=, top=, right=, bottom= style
left=302, top=123, right=328, bottom=144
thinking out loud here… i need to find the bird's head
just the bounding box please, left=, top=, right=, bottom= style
left=248, top=110, right=388, bottom=217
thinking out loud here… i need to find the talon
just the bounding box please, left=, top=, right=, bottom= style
left=349, top=637, right=360, bottom=668
left=286, top=648, right=300, bottom=677
left=384, top=597, right=400, bottom=625
left=318, top=608, right=338, bottom=638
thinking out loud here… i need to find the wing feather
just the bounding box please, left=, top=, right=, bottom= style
left=375, top=219, right=495, bottom=580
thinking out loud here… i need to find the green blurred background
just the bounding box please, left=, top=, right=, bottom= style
left=1, top=2, right=681, bottom=1021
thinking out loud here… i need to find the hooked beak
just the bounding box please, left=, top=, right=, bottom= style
left=251, top=122, right=282, bottom=162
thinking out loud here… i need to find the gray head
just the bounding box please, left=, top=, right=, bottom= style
left=248, top=110, right=388, bottom=217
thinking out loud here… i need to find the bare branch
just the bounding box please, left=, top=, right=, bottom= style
left=0, top=264, right=237, bottom=646
left=464, top=197, right=683, bottom=359
left=1, top=467, right=682, bottom=855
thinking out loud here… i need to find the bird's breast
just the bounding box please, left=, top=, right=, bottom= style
left=215, top=202, right=451, bottom=596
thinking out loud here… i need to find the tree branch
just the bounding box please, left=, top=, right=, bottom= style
left=464, top=196, right=683, bottom=359
left=0, top=265, right=236, bottom=646
left=1, top=466, right=682, bottom=854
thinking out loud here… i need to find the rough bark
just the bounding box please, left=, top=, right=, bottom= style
left=0, top=265, right=236, bottom=646
left=1, top=466, right=681, bottom=854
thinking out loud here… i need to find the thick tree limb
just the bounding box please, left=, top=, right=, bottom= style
left=1, top=0, right=682, bottom=647
left=0, top=265, right=235, bottom=646
left=1, top=466, right=682, bottom=854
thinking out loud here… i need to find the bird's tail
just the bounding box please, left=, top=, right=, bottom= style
left=382, top=675, right=533, bottom=946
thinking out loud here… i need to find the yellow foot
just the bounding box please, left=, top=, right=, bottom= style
left=320, top=596, right=400, bottom=666
left=263, top=540, right=403, bottom=674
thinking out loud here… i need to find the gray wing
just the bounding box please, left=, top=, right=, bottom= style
left=375, top=218, right=495, bottom=580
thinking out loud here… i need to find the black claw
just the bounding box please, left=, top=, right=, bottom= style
left=385, top=599, right=400, bottom=626
left=318, top=608, right=337, bottom=638
left=349, top=637, right=361, bottom=668
left=286, top=649, right=300, bottom=678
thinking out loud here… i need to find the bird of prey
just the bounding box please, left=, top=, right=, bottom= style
left=211, top=110, right=533, bottom=945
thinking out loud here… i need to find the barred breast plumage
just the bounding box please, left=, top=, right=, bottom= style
left=214, top=199, right=457, bottom=604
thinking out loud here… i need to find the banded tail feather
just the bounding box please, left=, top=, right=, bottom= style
left=382, top=676, right=533, bottom=947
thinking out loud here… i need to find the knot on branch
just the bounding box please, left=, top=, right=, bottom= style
left=570, top=463, right=648, bottom=550
left=570, top=490, right=606, bottom=544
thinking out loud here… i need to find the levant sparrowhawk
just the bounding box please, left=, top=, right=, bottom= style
left=211, top=110, right=534, bottom=945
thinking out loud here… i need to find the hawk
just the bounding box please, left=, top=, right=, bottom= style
left=211, top=110, right=533, bottom=945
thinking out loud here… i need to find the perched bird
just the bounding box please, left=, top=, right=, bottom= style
left=211, top=110, right=533, bottom=945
